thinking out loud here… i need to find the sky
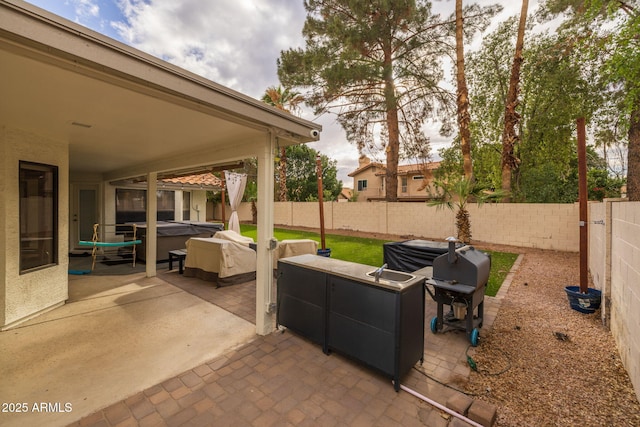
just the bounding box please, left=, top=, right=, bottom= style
left=24, top=0, right=538, bottom=187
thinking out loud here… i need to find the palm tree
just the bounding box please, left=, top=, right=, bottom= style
left=501, top=0, right=529, bottom=201
left=262, top=86, right=304, bottom=113
left=455, top=0, right=473, bottom=181
left=428, top=176, right=507, bottom=243
left=262, top=86, right=305, bottom=202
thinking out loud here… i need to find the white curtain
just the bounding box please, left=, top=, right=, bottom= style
left=225, top=171, right=247, bottom=234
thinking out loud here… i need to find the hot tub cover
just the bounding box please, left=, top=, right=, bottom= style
left=132, top=221, right=223, bottom=237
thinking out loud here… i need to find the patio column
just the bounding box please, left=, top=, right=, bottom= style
left=255, top=131, right=276, bottom=335
left=145, top=172, right=157, bottom=277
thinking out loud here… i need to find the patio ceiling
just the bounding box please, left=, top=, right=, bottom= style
left=0, top=1, right=321, bottom=181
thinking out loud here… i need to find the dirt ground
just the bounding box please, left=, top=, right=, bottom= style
left=296, top=227, right=640, bottom=426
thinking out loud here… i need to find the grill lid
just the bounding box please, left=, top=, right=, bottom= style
left=432, top=237, right=491, bottom=289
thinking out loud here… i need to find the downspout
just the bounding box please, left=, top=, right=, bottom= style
left=255, top=129, right=276, bottom=335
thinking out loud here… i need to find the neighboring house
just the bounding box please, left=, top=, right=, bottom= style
left=0, top=0, right=320, bottom=333
left=348, top=156, right=440, bottom=202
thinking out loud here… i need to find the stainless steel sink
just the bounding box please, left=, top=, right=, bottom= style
left=366, top=269, right=415, bottom=283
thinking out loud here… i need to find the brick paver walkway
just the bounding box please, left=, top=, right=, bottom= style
left=70, top=259, right=516, bottom=427
left=72, top=330, right=459, bottom=427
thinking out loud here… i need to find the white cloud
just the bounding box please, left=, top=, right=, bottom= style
left=73, top=0, right=543, bottom=184
left=113, top=0, right=306, bottom=98
left=70, top=0, right=100, bottom=18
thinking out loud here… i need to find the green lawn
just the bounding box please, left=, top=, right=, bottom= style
left=485, top=251, right=519, bottom=297
left=240, top=224, right=518, bottom=296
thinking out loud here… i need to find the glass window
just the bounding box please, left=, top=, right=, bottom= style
left=20, top=161, right=58, bottom=273
left=116, top=189, right=176, bottom=223
left=182, top=192, right=190, bottom=221
left=401, top=177, right=408, bottom=193
left=357, top=180, right=368, bottom=191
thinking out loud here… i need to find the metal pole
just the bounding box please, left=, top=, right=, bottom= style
left=577, top=117, right=588, bottom=293
left=220, top=174, right=226, bottom=230
left=316, top=154, right=326, bottom=250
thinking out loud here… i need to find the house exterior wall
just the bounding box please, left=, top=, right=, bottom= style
left=350, top=167, right=435, bottom=201
left=352, top=167, right=384, bottom=201
left=398, top=174, right=429, bottom=197
left=191, top=191, right=208, bottom=223
left=0, top=126, right=69, bottom=329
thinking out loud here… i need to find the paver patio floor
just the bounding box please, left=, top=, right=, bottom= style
left=1, top=250, right=516, bottom=427
left=66, top=264, right=513, bottom=426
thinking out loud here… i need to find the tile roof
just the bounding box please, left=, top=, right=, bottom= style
left=348, top=161, right=440, bottom=177
left=160, top=173, right=222, bottom=189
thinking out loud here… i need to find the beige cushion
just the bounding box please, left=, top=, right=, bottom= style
left=274, top=239, right=318, bottom=268
left=212, top=230, right=255, bottom=246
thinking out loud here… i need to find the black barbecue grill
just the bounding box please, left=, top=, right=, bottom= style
left=424, top=237, right=491, bottom=346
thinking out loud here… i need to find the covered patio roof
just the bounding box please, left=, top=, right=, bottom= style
left=0, top=0, right=320, bottom=180
left=0, top=0, right=322, bottom=335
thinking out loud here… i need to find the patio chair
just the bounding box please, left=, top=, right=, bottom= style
left=183, top=237, right=256, bottom=287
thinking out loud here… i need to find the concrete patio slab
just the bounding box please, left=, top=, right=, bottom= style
left=0, top=272, right=256, bottom=427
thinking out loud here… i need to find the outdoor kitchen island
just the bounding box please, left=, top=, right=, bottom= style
left=276, top=254, right=426, bottom=391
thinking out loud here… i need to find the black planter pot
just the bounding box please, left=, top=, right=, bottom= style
left=317, top=248, right=331, bottom=257
left=564, top=286, right=602, bottom=314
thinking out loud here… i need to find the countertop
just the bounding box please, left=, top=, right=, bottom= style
left=277, top=254, right=426, bottom=291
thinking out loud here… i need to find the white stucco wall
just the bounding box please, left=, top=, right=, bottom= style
left=0, top=126, right=69, bottom=329
left=190, top=191, right=207, bottom=223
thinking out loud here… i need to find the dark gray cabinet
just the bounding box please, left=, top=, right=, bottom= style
left=276, top=262, right=327, bottom=347
left=277, top=255, right=425, bottom=390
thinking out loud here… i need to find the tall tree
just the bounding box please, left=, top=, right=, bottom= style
left=261, top=85, right=305, bottom=202
left=455, top=0, right=472, bottom=180
left=278, top=0, right=453, bottom=202
left=461, top=19, right=602, bottom=201
left=451, top=1, right=502, bottom=181
left=284, top=144, right=342, bottom=202
left=500, top=0, right=529, bottom=200
left=542, top=0, right=640, bottom=200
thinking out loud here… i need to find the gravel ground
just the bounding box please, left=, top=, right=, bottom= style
left=464, top=246, right=640, bottom=427
left=272, top=226, right=640, bottom=425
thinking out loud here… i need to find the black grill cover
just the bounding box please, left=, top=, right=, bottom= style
left=383, top=240, right=462, bottom=273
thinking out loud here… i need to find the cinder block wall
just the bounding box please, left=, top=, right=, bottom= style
left=589, top=201, right=611, bottom=328
left=387, top=203, right=455, bottom=238
left=469, top=203, right=580, bottom=250
left=608, top=201, right=640, bottom=403
left=265, top=201, right=580, bottom=251
left=332, top=202, right=388, bottom=234
left=589, top=201, right=607, bottom=291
